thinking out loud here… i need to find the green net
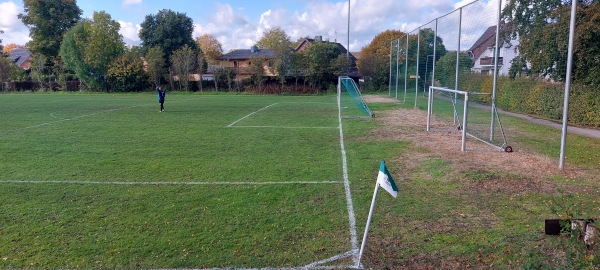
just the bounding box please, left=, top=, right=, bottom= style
left=339, top=76, right=373, bottom=118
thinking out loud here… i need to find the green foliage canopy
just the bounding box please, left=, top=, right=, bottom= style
left=60, top=11, right=125, bottom=90
left=18, top=0, right=82, bottom=60
left=502, top=0, right=600, bottom=86
left=139, top=9, right=197, bottom=70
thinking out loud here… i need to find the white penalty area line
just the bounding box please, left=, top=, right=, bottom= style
left=0, top=180, right=342, bottom=186
left=227, top=103, right=278, bottom=127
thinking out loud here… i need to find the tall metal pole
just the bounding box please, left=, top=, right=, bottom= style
left=396, top=39, right=400, bottom=99
left=560, top=0, right=577, bottom=170
left=389, top=41, right=393, bottom=96
left=490, top=0, right=502, bottom=142
left=404, top=33, right=409, bottom=103
left=347, top=0, right=350, bottom=76
left=415, top=28, right=420, bottom=108
left=454, top=8, right=463, bottom=125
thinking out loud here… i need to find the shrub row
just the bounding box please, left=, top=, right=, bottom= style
left=461, top=74, right=600, bottom=127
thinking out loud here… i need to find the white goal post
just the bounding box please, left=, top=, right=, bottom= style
left=427, top=86, right=511, bottom=152
left=427, top=86, right=469, bottom=151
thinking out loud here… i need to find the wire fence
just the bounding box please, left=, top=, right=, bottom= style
left=388, top=0, right=599, bottom=163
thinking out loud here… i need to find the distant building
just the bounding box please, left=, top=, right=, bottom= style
left=7, top=48, right=33, bottom=69
left=294, top=36, right=359, bottom=77
left=216, top=46, right=277, bottom=80
left=467, top=25, right=520, bottom=76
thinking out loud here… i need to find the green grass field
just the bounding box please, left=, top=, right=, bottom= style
left=0, top=91, right=598, bottom=269
left=0, top=93, right=391, bottom=268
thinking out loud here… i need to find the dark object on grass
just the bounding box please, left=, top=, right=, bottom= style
left=545, top=219, right=563, bottom=235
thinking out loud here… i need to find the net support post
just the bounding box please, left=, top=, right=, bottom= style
left=461, top=93, right=469, bottom=152
left=426, top=86, right=433, bottom=131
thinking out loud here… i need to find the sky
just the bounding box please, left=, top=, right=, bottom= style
left=0, top=0, right=493, bottom=53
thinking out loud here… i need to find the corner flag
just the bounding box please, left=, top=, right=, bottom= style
left=377, top=160, right=398, bottom=198
left=357, top=160, right=399, bottom=267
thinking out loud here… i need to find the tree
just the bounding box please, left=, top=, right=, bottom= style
left=256, top=27, right=293, bottom=87
left=170, top=45, right=197, bottom=91
left=358, top=30, right=407, bottom=89
left=139, top=9, right=197, bottom=70
left=256, top=27, right=292, bottom=51
left=106, top=48, right=149, bottom=92
left=435, top=52, right=473, bottom=88
left=195, top=34, right=223, bottom=64
left=145, top=46, right=165, bottom=86
left=60, top=11, right=125, bottom=90
left=196, top=49, right=208, bottom=92
left=0, top=57, right=26, bottom=91
left=18, top=0, right=81, bottom=60
left=502, top=0, right=600, bottom=86
left=2, top=43, right=28, bottom=55
left=248, top=57, right=267, bottom=91
left=306, top=42, right=342, bottom=89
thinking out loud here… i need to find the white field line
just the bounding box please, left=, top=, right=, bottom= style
left=230, top=125, right=338, bottom=129
left=338, top=104, right=360, bottom=266
left=2, top=97, right=201, bottom=135
left=0, top=180, right=342, bottom=186
left=227, top=103, right=278, bottom=127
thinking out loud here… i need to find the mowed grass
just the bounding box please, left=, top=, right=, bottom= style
left=0, top=93, right=402, bottom=268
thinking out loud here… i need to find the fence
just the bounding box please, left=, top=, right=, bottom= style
left=389, top=0, right=594, bottom=168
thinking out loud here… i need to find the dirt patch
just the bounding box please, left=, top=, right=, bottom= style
left=365, top=96, right=594, bottom=193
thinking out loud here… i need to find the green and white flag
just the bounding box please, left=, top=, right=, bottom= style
left=377, top=160, right=398, bottom=198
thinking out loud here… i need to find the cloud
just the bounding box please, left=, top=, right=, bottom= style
left=118, top=21, right=141, bottom=46
left=122, top=0, right=142, bottom=6
left=0, top=1, right=31, bottom=45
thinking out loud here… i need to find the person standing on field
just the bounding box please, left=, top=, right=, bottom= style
left=157, top=85, right=166, bottom=112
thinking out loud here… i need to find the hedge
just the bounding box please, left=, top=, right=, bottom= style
left=467, top=75, right=600, bottom=128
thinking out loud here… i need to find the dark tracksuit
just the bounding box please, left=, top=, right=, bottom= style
left=157, top=88, right=166, bottom=111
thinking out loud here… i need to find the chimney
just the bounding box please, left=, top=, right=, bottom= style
left=251, top=45, right=258, bottom=53
left=315, top=36, right=322, bottom=42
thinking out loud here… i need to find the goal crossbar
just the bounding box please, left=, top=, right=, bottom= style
left=427, top=86, right=508, bottom=152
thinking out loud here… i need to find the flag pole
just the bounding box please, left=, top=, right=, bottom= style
left=357, top=182, right=380, bottom=267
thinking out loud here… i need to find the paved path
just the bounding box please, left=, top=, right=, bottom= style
left=495, top=108, right=600, bottom=139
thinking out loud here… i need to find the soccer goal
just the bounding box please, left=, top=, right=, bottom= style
left=338, top=76, right=374, bottom=118
left=427, top=86, right=512, bottom=152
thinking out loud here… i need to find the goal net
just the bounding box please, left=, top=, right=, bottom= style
left=338, top=76, right=373, bottom=118
left=427, top=86, right=511, bottom=152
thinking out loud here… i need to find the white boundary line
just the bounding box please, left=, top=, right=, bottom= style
left=338, top=103, right=360, bottom=267
left=230, top=126, right=337, bottom=129
left=227, top=103, right=278, bottom=127
left=0, top=180, right=342, bottom=185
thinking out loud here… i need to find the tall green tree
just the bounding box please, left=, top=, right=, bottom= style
left=18, top=0, right=82, bottom=60
left=170, top=45, right=197, bottom=91
left=435, top=52, right=473, bottom=88
left=306, top=42, right=342, bottom=89
left=139, top=9, right=197, bottom=70
left=502, top=0, right=600, bottom=85
left=358, top=30, right=406, bottom=89
left=60, top=11, right=125, bottom=90
left=256, top=27, right=293, bottom=88
left=145, top=46, right=165, bottom=86
left=106, top=48, right=148, bottom=92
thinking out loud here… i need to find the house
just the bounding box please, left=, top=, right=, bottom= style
left=216, top=46, right=276, bottom=80
left=7, top=48, right=33, bottom=69
left=467, top=25, right=519, bottom=76
left=294, top=36, right=360, bottom=77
